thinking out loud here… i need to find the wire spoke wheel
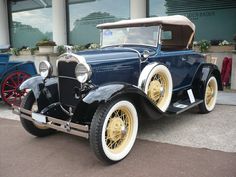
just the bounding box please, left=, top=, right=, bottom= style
left=199, top=76, right=218, bottom=113
left=1, top=71, right=30, bottom=106
left=144, top=65, right=173, bottom=112
left=105, top=107, right=133, bottom=153
left=147, top=73, right=168, bottom=107
left=90, top=100, right=138, bottom=163
left=204, top=76, right=218, bottom=111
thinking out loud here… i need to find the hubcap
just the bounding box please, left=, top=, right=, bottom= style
left=105, top=108, right=132, bottom=153
left=148, top=80, right=163, bottom=101
left=107, top=117, right=126, bottom=142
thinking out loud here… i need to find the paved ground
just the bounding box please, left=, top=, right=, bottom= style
left=138, top=105, right=236, bottom=152
left=0, top=91, right=236, bottom=177
left=1, top=119, right=236, bottom=177
left=217, top=91, right=236, bottom=106
left=1, top=91, right=236, bottom=152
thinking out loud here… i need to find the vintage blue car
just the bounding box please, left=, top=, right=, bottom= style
left=0, top=53, right=36, bottom=106
left=13, top=15, right=222, bottom=163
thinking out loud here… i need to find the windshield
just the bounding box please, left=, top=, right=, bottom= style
left=101, top=26, right=159, bottom=47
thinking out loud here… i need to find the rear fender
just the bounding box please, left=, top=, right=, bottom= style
left=192, top=63, right=223, bottom=99
left=74, top=83, right=164, bottom=122
left=20, top=76, right=59, bottom=111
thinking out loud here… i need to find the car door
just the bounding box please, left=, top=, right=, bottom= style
left=151, top=53, right=202, bottom=89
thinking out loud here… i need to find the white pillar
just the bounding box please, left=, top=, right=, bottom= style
left=0, top=0, right=10, bottom=48
left=130, top=0, right=146, bottom=19
left=52, top=0, right=67, bottom=46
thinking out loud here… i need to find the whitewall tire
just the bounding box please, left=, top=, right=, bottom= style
left=90, top=100, right=138, bottom=163
left=199, top=76, right=218, bottom=113
left=144, top=65, right=173, bottom=112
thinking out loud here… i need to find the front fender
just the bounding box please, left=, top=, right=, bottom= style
left=20, top=76, right=59, bottom=111
left=74, top=83, right=164, bottom=122
left=20, top=75, right=44, bottom=99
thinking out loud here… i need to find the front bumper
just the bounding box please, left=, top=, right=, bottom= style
left=12, top=105, right=89, bottom=139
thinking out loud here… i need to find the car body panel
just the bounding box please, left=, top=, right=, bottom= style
left=77, top=48, right=141, bottom=85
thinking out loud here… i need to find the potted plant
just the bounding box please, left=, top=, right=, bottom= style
left=198, top=40, right=210, bottom=53
left=36, top=38, right=56, bottom=54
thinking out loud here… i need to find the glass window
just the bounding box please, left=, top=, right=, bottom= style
left=161, top=30, right=172, bottom=40
left=10, top=0, right=52, bottom=48
left=102, top=26, right=159, bottom=47
left=68, top=0, right=130, bottom=45
left=149, top=0, right=236, bottom=42
left=149, top=0, right=167, bottom=17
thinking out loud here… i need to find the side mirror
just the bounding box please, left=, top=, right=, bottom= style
left=141, top=50, right=150, bottom=62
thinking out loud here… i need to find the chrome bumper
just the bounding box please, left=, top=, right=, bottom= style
left=12, top=105, right=89, bottom=139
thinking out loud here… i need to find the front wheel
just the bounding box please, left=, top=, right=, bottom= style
left=20, top=91, right=55, bottom=137
left=90, top=99, right=138, bottom=164
left=199, top=76, right=218, bottom=113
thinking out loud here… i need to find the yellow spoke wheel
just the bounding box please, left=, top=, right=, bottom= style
left=147, top=73, right=169, bottom=109
left=90, top=100, right=138, bottom=163
left=199, top=76, right=218, bottom=113
left=144, top=65, right=173, bottom=112
left=105, top=108, right=133, bottom=153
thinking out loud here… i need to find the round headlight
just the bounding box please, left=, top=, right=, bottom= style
left=39, top=61, right=53, bottom=79
left=75, top=63, right=92, bottom=83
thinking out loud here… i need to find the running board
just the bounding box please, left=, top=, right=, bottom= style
left=12, top=105, right=89, bottom=139
left=167, top=99, right=203, bottom=114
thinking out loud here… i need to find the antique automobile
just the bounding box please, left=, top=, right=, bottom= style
left=13, top=15, right=222, bottom=163
left=0, top=53, right=37, bottom=106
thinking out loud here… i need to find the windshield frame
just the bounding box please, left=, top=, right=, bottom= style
left=100, top=25, right=161, bottom=48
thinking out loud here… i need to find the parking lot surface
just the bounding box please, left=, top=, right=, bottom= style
left=1, top=119, right=236, bottom=177
left=0, top=91, right=236, bottom=177
left=1, top=101, right=236, bottom=153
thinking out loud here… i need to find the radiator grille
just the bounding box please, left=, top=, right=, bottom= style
left=57, top=60, right=81, bottom=107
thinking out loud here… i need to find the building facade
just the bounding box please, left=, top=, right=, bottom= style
left=0, top=0, right=236, bottom=48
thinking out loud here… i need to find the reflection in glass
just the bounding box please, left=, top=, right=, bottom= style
left=10, top=0, right=52, bottom=48
left=149, top=0, right=167, bottom=17
left=68, top=0, right=130, bottom=45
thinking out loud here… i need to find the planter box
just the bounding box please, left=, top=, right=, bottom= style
left=38, top=46, right=54, bottom=54
left=194, top=45, right=234, bottom=53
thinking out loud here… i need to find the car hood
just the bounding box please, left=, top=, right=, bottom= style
left=76, top=47, right=141, bottom=65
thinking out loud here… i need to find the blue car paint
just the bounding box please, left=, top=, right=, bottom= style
left=0, top=54, right=37, bottom=80
left=77, top=48, right=141, bottom=85
left=76, top=46, right=203, bottom=91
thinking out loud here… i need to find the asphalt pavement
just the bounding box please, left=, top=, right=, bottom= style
left=0, top=119, right=236, bottom=177
left=0, top=91, right=236, bottom=177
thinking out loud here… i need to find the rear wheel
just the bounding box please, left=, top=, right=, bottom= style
left=90, top=99, right=138, bottom=163
left=199, top=76, right=218, bottom=113
left=1, top=71, right=30, bottom=106
left=20, top=91, right=55, bottom=137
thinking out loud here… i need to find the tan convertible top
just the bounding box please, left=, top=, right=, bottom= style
left=97, top=15, right=195, bottom=32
